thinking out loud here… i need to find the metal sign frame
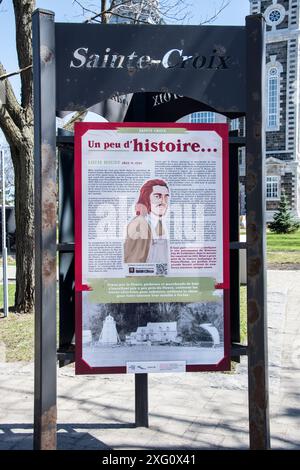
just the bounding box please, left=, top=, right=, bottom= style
left=33, top=9, right=269, bottom=450
left=74, top=121, right=231, bottom=375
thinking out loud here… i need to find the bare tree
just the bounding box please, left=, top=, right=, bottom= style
left=72, top=0, right=230, bottom=25
left=72, top=0, right=189, bottom=24
left=0, top=0, right=230, bottom=313
left=0, top=0, right=35, bottom=312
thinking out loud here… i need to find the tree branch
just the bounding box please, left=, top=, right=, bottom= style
left=0, top=61, right=23, bottom=129
left=198, top=0, right=231, bottom=25
left=73, top=0, right=229, bottom=26
left=101, top=0, right=108, bottom=23
left=74, top=0, right=157, bottom=24
left=157, top=0, right=192, bottom=23
left=84, top=9, right=154, bottom=24
left=72, top=0, right=98, bottom=18
left=0, top=64, right=32, bottom=81
left=0, top=103, right=23, bottom=150
left=62, top=110, right=88, bottom=132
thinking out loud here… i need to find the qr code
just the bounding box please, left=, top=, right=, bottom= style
left=156, top=263, right=168, bottom=275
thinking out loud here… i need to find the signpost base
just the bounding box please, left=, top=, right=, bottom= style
left=135, top=374, right=149, bottom=428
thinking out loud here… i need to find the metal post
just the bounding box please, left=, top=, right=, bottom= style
left=1, top=149, right=8, bottom=318
left=246, top=15, right=270, bottom=449
left=32, top=9, right=57, bottom=450
left=58, top=131, right=76, bottom=364
left=229, top=140, right=241, bottom=350
left=135, top=374, right=149, bottom=427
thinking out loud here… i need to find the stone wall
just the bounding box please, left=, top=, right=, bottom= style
left=282, top=171, right=295, bottom=207
left=266, top=41, right=288, bottom=152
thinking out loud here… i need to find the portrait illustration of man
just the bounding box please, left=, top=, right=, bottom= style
left=124, top=179, right=170, bottom=264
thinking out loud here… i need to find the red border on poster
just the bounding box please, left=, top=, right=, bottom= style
left=74, top=122, right=230, bottom=374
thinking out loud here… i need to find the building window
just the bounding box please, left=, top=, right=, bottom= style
left=264, top=3, right=286, bottom=28
left=267, top=67, right=280, bottom=130
left=269, top=9, right=281, bottom=23
left=266, top=176, right=280, bottom=199
left=240, top=183, right=246, bottom=216
left=190, top=112, right=216, bottom=123
left=239, top=148, right=246, bottom=177
left=230, top=118, right=240, bottom=131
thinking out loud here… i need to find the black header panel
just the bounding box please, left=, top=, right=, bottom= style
left=55, top=23, right=246, bottom=113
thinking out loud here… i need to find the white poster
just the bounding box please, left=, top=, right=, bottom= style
left=75, top=123, right=230, bottom=373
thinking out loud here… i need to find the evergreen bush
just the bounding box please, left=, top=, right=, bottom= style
left=269, top=193, right=300, bottom=234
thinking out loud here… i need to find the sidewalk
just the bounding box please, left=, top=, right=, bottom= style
left=0, top=270, right=299, bottom=450
left=0, top=265, right=16, bottom=282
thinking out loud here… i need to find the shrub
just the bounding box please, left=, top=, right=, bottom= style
left=269, top=193, right=300, bottom=234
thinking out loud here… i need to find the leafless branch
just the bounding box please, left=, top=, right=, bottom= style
left=72, top=0, right=98, bottom=17
left=85, top=9, right=155, bottom=24
left=72, top=0, right=230, bottom=26
left=198, top=0, right=231, bottom=25
left=0, top=64, right=32, bottom=81
left=62, top=110, right=88, bottom=132
left=73, top=0, right=164, bottom=25
left=154, top=0, right=192, bottom=23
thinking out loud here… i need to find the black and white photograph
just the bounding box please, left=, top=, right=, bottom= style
left=82, top=292, right=225, bottom=369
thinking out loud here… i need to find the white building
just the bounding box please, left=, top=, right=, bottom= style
left=126, top=321, right=179, bottom=345
left=98, top=314, right=120, bottom=345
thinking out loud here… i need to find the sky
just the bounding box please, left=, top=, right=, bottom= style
left=0, top=0, right=249, bottom=142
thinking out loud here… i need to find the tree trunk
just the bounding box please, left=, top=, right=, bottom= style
left=11, top=138, right=34, bottom=313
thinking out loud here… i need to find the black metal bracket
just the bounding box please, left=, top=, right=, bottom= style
left=230, top=242, right=247, bottom=250
left=57, top=350, right=75, bottom=362
left=231, top=343, right=248, bottom=357
left=229, top=136, right=246, bottom=147
left=57, top=242, right=75, bottom=253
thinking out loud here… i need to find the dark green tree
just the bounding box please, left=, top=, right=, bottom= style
left=269, top=193, right=300, bottom=234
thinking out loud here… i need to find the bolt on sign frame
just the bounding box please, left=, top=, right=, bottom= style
left=33, top=9, right=269, bottom=450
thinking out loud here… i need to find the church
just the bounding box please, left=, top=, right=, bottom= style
left=249, top=0, right=300, bottom=221
left=184, top=1, right=300, bottom=222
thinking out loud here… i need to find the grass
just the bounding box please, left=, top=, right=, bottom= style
left=267, top=229, right=300, bottom=268
left=267, top=229, right=300, bottom=252
left=0, top=285, right=61, bottom=362
left=267, top=251, right=300, bottom=265
left=241, top=228, right=300, bottom=267
left=0, top=283, right=34, bottom=362
left=0, top=312, right=34, bottom=362
left=0, top=255, right=16, bottom=266
left=0, top=283, right=16, bottom=311
left=240, top=286, right=247, bottom=344
left=240, top=228, right=300, bottom=252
